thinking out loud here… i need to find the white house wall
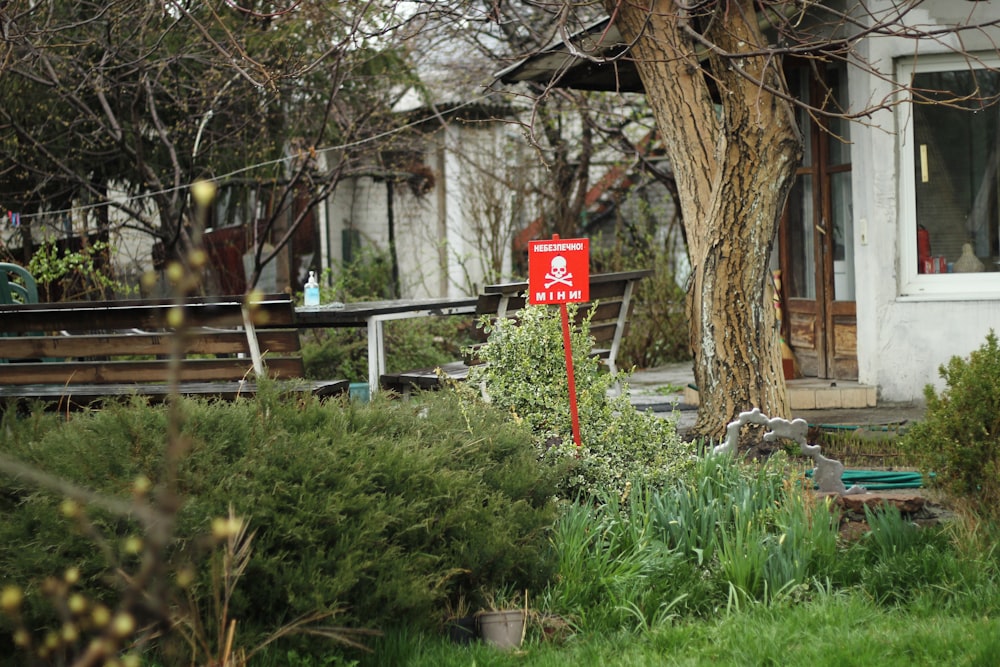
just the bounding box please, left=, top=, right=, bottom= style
left=323, top=120, right=517, bottom=299
left=324, top=176, right=390, bottom=271
left=394, top=151, right=449, bottom=298
left=442, top=121, right=518, bottom=296
left=325, top=171, right=448, bottom=299
left=852, top=0, right=1000, bottom=402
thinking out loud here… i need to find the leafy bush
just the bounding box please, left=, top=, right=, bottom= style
left=901, top=330, right=1000, bottom=517
left=27, top=238, right=135, bottom=301
left=544, top=454, right=841, bottom=628
left=542, top=452, right=987, bottom=632
left=464, top=302, right=695, bottom=500
left=650, top=453, right=840, bottom=604
left=544, top=484, right=709, bottom=632
left=0, top=390, right=560, bottom=661
left=324, top=247, right=398, bottom=302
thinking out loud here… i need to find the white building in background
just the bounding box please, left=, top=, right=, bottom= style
left=315, top=18, right=539, bottom=300
left=851, top=2, right=1000, bottom=402
left=320, top=108, right=525, bottom=299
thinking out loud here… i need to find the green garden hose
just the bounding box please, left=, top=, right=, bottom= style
left=805, top=469, right=929, bottom=490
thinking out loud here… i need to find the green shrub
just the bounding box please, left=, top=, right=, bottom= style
left=843, top=505, right=960, bottom=605
left=616, top=264, right=689, bottom=370
left=464, top=303, right=695, bottom=500
left=900, top=330, right=1000, bottom=517
left=539, top=449, right=1000, bottom=634
left=543, top=487, right=698, bottom=632
left=543, top=454, right=848, bottom=628
left=27, top=238, right=135, bottom=301
left=648, top=453, right=840, bottom=605
left=301, top=317, right=471, bottom=382
left=323, top=247, right=398, bottom=302
left=0, top=390, right=560, bottom=661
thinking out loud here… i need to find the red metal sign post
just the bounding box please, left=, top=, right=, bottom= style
left=528, top=235, right=590, bottom=447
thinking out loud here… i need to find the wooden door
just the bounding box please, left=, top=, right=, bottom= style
left=780, top=62, right=858, bottom=380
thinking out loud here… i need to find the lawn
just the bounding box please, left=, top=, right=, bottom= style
left=348, top=597, right=1000, bottom=666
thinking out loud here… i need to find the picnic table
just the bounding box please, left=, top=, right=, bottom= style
left=294, top=296, right=479, bottom=394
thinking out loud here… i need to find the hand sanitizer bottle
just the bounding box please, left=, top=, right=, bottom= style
left=304, top=270, right=320, bottom=307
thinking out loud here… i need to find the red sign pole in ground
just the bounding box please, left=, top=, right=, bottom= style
left=528, top=234, right=590, bottom=447
left=559, top=302, right=582, bottom=447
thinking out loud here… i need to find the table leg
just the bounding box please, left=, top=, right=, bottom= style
left=368, top=317, right=386, bottom=395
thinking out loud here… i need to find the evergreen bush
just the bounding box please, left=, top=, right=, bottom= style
left=900, top=330, right=1000, bottom=517
left=0, top=390, right=560, bottom=661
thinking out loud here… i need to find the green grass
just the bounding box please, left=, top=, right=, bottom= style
left=324, top=593, right=1000, bottom=666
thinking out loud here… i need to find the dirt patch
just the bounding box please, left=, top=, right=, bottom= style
left=813, top=489, right=957, bottom=541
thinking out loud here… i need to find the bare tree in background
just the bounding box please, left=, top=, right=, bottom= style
left=0, top=0, right=416, bottom=293
left=399, top=1, right=654, bottom=247
left=452, top=130, right=532, bottom=290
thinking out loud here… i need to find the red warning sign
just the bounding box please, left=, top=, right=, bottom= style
left=528, top=237, right=590, bottom=305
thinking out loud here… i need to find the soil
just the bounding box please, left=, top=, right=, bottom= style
left=814, top=488, right=959, bottom=541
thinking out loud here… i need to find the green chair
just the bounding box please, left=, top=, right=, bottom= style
left=0, top=262, right=39, bottom=304
left=0, top=263, right=44, bottom=364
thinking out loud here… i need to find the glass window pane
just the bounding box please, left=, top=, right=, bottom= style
left=827, top=63, right=851, bottom=166
left=831, top=171, right=854, bottom=300
left=913, top=69, right=1000, bottom=274
left=789, top=68, right=814, bottom=167
left=788, top=174, right=815, bottom=299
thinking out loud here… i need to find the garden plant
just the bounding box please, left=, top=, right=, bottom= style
left=0, top=389, right=560, bottom=665
left=2, top=314, right=1000, bottom=665
left=463, top=302, right=695, bottom=500
left=901, top=330, right=1000, bottom=518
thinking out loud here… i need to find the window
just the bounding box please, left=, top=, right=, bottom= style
left=898, top=56, right=1000, bottom=297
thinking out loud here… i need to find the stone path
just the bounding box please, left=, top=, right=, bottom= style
left=625, top=362, right=927, bottom=437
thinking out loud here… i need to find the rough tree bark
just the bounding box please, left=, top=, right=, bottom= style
left=603, top=0, right=802, bottom=442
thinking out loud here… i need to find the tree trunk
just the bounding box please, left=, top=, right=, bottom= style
left=606, top=0, right=802, bottom=442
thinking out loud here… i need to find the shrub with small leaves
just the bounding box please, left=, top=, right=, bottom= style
left=901, top=330, right=1000, bottom=517
left=465, top=302, right=695, bottom=500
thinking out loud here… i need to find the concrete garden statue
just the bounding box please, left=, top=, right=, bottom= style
left=713, top=408, right=865, bottom=495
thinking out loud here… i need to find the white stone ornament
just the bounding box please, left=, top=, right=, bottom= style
left=713, top=408, right=865, bottom=495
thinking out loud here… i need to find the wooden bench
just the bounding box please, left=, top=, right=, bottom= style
left=0, top=294, right=349, bottom=410
left=379, top=269, right=652, bottom=393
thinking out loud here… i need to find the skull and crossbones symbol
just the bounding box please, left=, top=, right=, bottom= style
left=544, top=255, right=573, bottom=288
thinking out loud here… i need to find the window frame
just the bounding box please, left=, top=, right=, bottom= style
left=897, top=53, right=1000, bottom=300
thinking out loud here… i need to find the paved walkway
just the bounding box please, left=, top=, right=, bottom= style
left=625, top=362, right=927, bottom=436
